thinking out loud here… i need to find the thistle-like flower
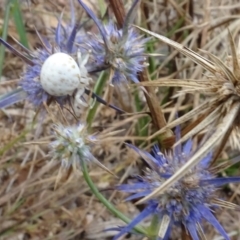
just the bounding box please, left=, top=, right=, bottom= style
left=50, top=123, right=113, bottom=174
left=0, top=1, right=90, bottom=115
left=127, top=27, right=240, bottom=202
left=114, top=140, right=240, bottom=240
left=135, top=27, right=240, bottom=152
left=77, top=0, right=149, bottom=84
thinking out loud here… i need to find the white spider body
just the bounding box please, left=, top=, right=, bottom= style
left=40, top=51, right=91, bottom=116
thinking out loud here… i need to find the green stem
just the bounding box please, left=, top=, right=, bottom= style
left=12, top=0, right=29, bottom=48
left=134, top=86, right=149, bottom=143
left=81, top=158, right=147, bottom=236
left=86, top=71, right=107, bottom=129
left=0, top=0, right=12, bottom=79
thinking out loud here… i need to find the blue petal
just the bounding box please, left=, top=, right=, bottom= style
left=153, top=144, right=167, bottom=165
left=199, top=152, right=212, bottom=168
left=55, top=16, right=63, bottom=49
left=0, top=88, right=27, bottom=109
left=183, top=139, right=192, bottom=157
left=117, top=183, right=151, bottom=192
left=113, top=204, right=157, bottom=240
left=200, top=177, right=240, bottom=187
left=126, top=143, right=163, bottom=169
left=198, top=205, right=230, bottom=240
left=0, top=38, right=34, bottom=65
left=174, top=125, right=182, bottom=158
left=77, top=0, right=109, bottom=50
left=186, top=222, right=199, bottom=240
left=66, top=23, right=80, bottom=53
left=125, top=191, right=151, bottom=201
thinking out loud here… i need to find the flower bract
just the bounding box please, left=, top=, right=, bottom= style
left=115, top=140, right=240, bottom=240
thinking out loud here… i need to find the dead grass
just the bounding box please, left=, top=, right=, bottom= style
left=0, top=0, right=240, bottom=239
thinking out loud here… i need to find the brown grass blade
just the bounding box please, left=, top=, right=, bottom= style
left=228, top=30, right=240, bottom=81
left=138, top=79, right=208, bottom=88
left=173, top=105, right=222, bottom=147
left=134, top=25, right=217, bottom=74
left=147, top=100, right=216, bottom=141
left=212, top=199, right=240, bottom=210
left=205, top=52, right=237, bottom=83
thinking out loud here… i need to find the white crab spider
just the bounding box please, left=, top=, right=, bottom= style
left=40, top=50, right=92, bottom=116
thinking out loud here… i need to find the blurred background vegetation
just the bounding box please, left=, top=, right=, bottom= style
left=0, top=0, right=240, bottom=239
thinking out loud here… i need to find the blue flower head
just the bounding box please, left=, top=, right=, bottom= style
left=0, top=1, right=86, bottom=108
left=115, top=139, right=240, bottom=240
left=77, top=0, right=149, bottom=84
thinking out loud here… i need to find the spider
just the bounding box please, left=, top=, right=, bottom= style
left=40, top=50, right=92, bottom=116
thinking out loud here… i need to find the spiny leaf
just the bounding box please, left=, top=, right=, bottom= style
left=0, top=38, right=33, bottom=65
left=0, top=88, right=27, bottom=109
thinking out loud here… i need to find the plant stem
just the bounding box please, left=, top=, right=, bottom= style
left=81, top=158, right=147, bottom=236
left=86, top=71, right=107, bottom=129
left=0, top=0, right=12, bottom=79
left=147, top=214, right=160, bottom=239
left=109, top=0, right=125, bottom=28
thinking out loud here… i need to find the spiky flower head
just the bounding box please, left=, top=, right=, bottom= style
left=123, top=27, right=240, bottom=205
left=50, top=123, right=95, bottom=168
left=134, top=27, right=240, bottom=153
left=77, top=0, right=148, bottom=84
left=0, top=1, right=88, bottom=109
left=114, top=139, right=240, bottom=240
left=50, top=123, right=114, bottom=175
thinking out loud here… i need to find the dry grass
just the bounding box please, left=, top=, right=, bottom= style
left=0, top=0, right=240, bottom=239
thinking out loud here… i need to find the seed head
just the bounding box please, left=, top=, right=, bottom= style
left=50, top=123, right=114, bottom=175
left=134, top=27, right=240, bottom=152
left=50, top=123, right=95, bottom=168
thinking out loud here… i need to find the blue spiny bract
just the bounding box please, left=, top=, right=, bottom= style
left=114, top=139, right=240, bottom=240
left=77, top=0, right=149, bottom=84
left=0, top=1, right=87, bottom=109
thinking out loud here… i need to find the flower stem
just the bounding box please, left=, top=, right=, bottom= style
left=86, top=71, right=107, bottom=129
left=81, top=158, right=147, bottom=236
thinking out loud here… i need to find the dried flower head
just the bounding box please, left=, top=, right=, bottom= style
left=0, top=2, right=90, bottom=114
left=115, top=140, right=240, bottom=240
left=50, top=123, right=113, bottom=174
left=51, top=123, right=95, bottom=168
left=135, top=27, right=240, bottom=152
left=77, top=0, right=148, bottom=84
left=128, top=27, right=240, bottom=202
